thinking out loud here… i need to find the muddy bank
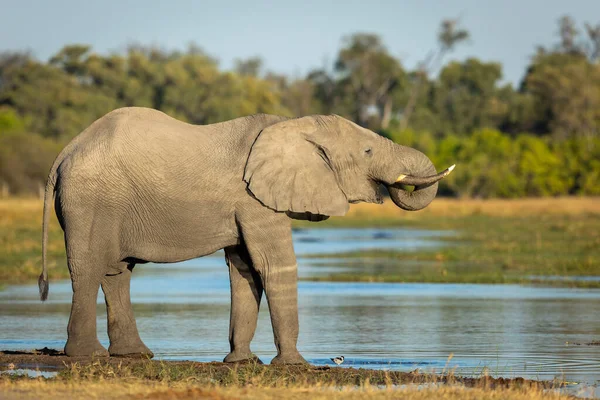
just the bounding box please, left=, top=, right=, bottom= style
left=0, top=349, right=565, bottom=390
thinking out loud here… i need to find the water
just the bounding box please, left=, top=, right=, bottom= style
left=1, top=228, right=600, bottom=389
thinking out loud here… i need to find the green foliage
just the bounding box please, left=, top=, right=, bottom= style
left=0, top=14, right=599, bottom=197
left=0, top=106, right=25, bottom=133
left=515, top=135, right=569, bottom=196
left=554, top=138, right=600, bottom=195
left=0, top=131, right=60, bottom=195
left=0, top=45, right=290, bottom=195
left=432, top=59, right=506, bottom=134
left=523, top=52, right=600, bottom=138
left=385, top=127, right=598, bottom=198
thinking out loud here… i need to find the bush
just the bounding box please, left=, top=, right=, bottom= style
left=387, top=128, right=599, bottom=198
left=0, top=109, right=60, bottom=196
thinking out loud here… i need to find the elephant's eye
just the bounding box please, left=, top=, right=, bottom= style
left=364, top=148, right=372, bottom=156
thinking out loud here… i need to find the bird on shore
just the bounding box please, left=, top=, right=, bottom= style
left=331, top=356, right=345, bottom=365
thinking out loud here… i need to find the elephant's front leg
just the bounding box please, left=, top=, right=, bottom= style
left=241, top=213, right=307, bottom=365
left=223, top=245, right=263, bottom=363
left=260, top=260, right=305, bottom=365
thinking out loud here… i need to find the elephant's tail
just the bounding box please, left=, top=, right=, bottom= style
left=37, top=118, right=98, bottom=302
left=39, top=165, right=58, bottom=302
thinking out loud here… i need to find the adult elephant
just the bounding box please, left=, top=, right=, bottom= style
left=38, top=107, right=454, bottom=364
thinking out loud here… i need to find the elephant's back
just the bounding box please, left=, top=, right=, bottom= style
left=92, top=107, right=198, bottom=146
left=55, top=107, right=241, bottom=202
left=63, top=107, right=201, bottom=165
left=53, top=107, right=281, bottom=197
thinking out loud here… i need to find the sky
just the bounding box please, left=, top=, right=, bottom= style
left=1, top=0, right=599, bottom=86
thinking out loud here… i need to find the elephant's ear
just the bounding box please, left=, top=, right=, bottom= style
left=244, top=116, right=349, bottom=217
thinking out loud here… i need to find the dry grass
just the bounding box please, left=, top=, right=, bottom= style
left=345, top=197, right=600, bottom=220
left=0, top=377, right=577, bottom=400
left=0, top=198, right=68, bottom=285
left=0, top=352, right=570, bottom=394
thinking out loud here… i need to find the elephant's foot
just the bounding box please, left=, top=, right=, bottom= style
left=223, top=350, right=263, bottom=364
left=270, top=351, right=308, bottom=365
left=109, top=340, right=154, bottom=359
left=64, top=338, right=109, bottom=357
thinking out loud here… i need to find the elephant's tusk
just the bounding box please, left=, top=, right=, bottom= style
left=395, top=164, right=455, bottom=186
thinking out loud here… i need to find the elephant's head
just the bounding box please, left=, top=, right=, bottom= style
left=244, top=115, right=454, bottom=219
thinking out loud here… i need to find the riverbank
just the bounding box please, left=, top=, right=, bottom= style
left=1, top=197, right=598, bottom=287
left=0, top=350, right=572, bottom=400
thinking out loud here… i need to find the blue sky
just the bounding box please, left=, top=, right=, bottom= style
left=2, top=0, right=599, bottom=86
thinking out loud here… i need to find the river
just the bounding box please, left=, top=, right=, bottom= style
left=1, top=228, right=599, bottom=389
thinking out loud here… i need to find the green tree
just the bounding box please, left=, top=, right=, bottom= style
left=524, top=52, right=600, bottom=138
left=399, top=18, right=469, bottom=130
left=0, top=53, right=115, bottom=139
left=234, top=57, right=263, bottom=77
left=334, top=33, right=405, bottom=128
left=432, top=58, right=505, bottom=134
left=515, top=135, right=570, bottom=196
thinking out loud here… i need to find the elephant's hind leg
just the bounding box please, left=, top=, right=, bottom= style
left=101, top=264, right=153, bottom=358
left=223, top=245, right=264, bottom=363
left=64, top=257, right=109, bottom=357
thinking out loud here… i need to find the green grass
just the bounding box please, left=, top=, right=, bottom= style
left=0, top=199, right=69, bottom=286
left=299, top=213, right=600, bottom=287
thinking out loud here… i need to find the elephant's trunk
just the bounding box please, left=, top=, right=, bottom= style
left=375, top=142, right=454, bottom=212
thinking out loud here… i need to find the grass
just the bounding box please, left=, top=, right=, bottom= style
left=0, top=357, right=577, bottom=399
left=298, top=197, right=600, bottom=288
left=0, top=198, right=69, bottom=286
left=0, top=197, right=599, bottom=287
left=0, top=378, right=576, bottom=400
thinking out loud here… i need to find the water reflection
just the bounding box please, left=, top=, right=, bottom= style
left=1, top=228, right=599, bottom=386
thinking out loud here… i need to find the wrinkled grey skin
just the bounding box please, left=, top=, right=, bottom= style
left=38, top=107, right=449, bottom=364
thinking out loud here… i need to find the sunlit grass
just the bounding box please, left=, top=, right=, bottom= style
left=0, top=358, right=575, bottom=399
left=321, top=196, right=600, bottom=225
left=0, top=198, right=68, bottom=286
left=0, top=378, right=575, bottom=400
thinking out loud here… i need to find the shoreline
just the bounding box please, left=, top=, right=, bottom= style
left=0, top=349, right=563, bottom=390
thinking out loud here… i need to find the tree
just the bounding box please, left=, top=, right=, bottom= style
left=0, top=54, right=115, bottom=139
left=525, top=54, right=600, bottom=139
left=334, top=33, right=405, bottom=128
left=0, top=107, right=59, bottom=196
left=273, top=76, right=319, bottom=117
left=519, top=16, right=600, bottom=138
left=49, top=44, right=92, bottom=77
left=584, top=22, right=600, bottom=62
left=432, top=58, right=505, bottom=134
left=234, top=57, right=263, bottom=77
left=557, top=15, right=581, bottom=55
left=399, top=18, right=469, bottom=130
left=306, top=67, right=340, bottom=116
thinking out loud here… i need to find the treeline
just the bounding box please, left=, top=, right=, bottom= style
left=0, top=16, right=599, bottom=197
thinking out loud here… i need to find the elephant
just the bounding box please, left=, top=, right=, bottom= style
left=38, top=107, right=454, bottom=364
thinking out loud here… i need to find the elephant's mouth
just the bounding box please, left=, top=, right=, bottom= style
left=347, top=180, right=384, bottom=205
left=285, top=211, right=330, bottom=221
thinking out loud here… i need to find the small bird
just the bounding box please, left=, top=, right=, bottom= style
left=331, top=355, right=345, bottom=365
